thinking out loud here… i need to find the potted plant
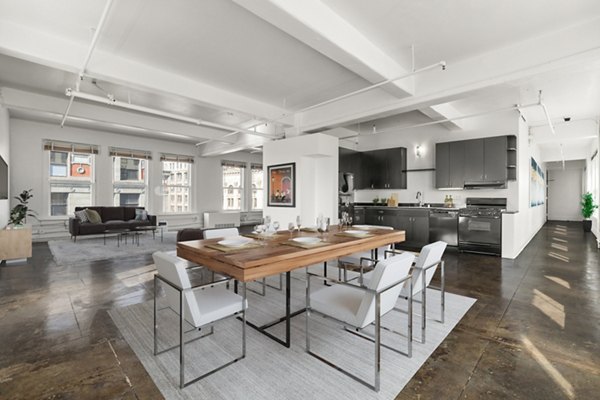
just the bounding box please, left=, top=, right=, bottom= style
left=581, top=192, right=598, bottom=232
left=9, top=189, right=37, bottom=228
left=372, top=196, right=379, bottom=205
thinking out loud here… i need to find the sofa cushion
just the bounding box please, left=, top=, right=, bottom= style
left=78, top=223, right=106, bottom=235
left=85, top=209, right=102, bottom=224
left=76, top=206, right=104, bottom=220
left=123, top=207, right=139, bottom=221
left=102, top=207, right=125, bottom=222
left=128, top=220, right=152, bottom=229
left=104, top=220, right=130, bottom=230
left=74, top=209, right=89, bottom=222
left=135, top=209, right=148, bottom=221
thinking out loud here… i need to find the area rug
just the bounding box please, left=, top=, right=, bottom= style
left=109, top=268, right=476, bottom=400
left=48, top=231, right=178, bottom=266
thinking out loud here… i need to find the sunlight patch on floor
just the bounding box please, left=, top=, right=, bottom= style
left=544, top=275, right=571, bottom=289
left=548, top=252, right=569, bottom=262
left=521, top=336, right=575, bottom=399
left=532, top=289, right=565, bottom=328
left=550, top=242, right=568, bottom=252
left=552, top=237, right=568, bottom=243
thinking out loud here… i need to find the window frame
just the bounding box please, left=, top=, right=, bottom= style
left=46, top=149, right=95, bottom=218
left=221, top=161, right=246, bottom=211
left=112, top=156, right=149, bottom=208
left=161, top=159, right=193, bottom=214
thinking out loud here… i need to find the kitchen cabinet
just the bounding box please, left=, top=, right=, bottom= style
left=437, top=135, right=512, bottom=188
left=464, top=136, right=508, bottom=183
left=353, top=207, right=366, bottom=224
left=483, top=136, right=508, bottom=182
left=362, top=207, right=429, bottom=249
left=396, top=209, right=430, bottom=248
left=361, top=148, right=407, bottom=189
left=436, top=141, right=465, bottom=188
left=365, top=208, right=398, bottom=227
left=339, top=147, right=406, bottom=190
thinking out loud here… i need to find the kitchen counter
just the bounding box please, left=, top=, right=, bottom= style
left=353, top=203, right=462, bottom=211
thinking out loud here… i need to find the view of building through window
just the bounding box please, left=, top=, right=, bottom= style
left=113, top=157, right=147, bottom=207
left=162, top=161, right=192, bottom=213
left=222, top=163, right=244, bottom=210
left=49, top=151, right=93, bottom=216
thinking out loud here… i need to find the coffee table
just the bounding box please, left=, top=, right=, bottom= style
left=134, top=226, right=159, bottom=245
left=103, top=229, right=132, bottom=247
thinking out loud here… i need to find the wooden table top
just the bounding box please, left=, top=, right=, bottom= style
left=177, top=226, right=405, bottom=282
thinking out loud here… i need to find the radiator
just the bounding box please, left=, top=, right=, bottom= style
left=203, top=212, right=241, bottom=229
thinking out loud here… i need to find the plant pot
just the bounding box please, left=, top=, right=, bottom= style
left=583, top=219, right=592, bottom=232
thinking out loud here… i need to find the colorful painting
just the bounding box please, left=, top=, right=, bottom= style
left=530, top=157, right=545, bottom=207
left=267, top=162, right=295, bottom=207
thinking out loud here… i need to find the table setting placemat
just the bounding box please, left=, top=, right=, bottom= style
left=281, top=239, right=330, bottom=249
left=205, top=241, right=264, bottom=253
left=334, top=232, right=375, bottom=238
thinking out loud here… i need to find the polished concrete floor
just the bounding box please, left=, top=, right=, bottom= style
left=0, top=221, right=598, bottom=399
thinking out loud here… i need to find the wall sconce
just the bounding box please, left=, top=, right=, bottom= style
left=415, top=145, right=422, bottom=158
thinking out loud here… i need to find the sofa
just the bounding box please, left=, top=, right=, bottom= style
left=69, top=206, right=157, bottom=241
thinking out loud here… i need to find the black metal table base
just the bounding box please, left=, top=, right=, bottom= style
left=235, top=271, right=307, bottom=348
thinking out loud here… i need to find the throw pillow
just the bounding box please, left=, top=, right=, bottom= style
left=85, top=209, right=102, bottom=224
left=135, top=209, right=148, bottom=221
left=74, top=209, right=89, bottom=223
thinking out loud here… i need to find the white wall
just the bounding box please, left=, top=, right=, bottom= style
left=263, top=133, right=338, bottom=227
left=547, top=167, right=583, bottom=221
left=501, top=117, right=547, bottom=259
left=9, top=118, right=261, bottom=238
left=0, top=106, right=9, bottom=228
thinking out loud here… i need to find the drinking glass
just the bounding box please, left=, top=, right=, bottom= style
left=288, top=222, right=296, bottom=238
left=296, top=216, right=302, bottom=232
left=273, top=221, right=280, bottom=232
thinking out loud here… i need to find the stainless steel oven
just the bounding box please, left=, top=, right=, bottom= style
left=458, top=198, right=505, bottom=256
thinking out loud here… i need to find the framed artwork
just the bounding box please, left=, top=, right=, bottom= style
left=267, top=162, right=295, bottom=207
left=530, top=156, right=545, bottom=207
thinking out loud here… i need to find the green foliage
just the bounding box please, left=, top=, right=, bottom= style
left=581, top=192, right=598, bottom=219
left=9, top=189, right=37, bottom=226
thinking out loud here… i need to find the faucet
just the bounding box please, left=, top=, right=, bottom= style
left=416, top=191, right=423, bottom=207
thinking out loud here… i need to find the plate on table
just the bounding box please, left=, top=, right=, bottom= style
left=344, top=230, right=371, bottom=237
left=292, top=237, right=321, bottom=245
left=218, top=237, right=253, bottom=248
left=352, top=225, right=376, bottom=230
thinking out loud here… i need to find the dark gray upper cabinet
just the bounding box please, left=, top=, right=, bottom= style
left=436, top=135, right=513, bottom=188
left=339, top=147, right=407, bottom=189
left=483, top=136, right=507, bottom=182
left=435, top=142, right=450, bottom=188
left=464, top=139, right=484, bottom=182
left=436, top=141, right=465, bottom=188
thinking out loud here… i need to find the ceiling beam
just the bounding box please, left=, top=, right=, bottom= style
left=1, top=87, right=237, bottom=143
left=234, top=0, right=464, bottom=131
left=294, top=15, right=600, bottom=133
left=0, top=20, right=289, bottom=125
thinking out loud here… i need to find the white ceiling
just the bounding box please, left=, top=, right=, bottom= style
left=0, top=0, right=599, bottom=157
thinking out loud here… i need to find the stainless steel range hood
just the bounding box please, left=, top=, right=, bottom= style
left=463, top=181, right=507, bottom=189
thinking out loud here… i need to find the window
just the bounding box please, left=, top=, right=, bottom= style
left=44, top=140, right=97, bottom=217
left=251, top=163, right=263, bottom=210
left=110, top=147, right=151, bottom=208
left=161, top=154, right=193, bottom=213
left=222, top=160, right=245, bottom=210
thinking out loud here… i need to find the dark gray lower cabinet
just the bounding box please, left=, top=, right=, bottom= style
left=396, top=209, right=429, bottom=249
left=360, top=207, right=429, bottom=249
left=353, top=207, right=366, bottom=224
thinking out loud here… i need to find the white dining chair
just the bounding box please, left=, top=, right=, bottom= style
left=362, top=241, right=447, bottom=344
left=337, top=225, right=394, bottom=283
left=306, top=252, right=415, bottom=392
left=152, top=251, right=248, bottom=388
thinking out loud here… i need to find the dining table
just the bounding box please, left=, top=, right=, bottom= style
left=177, top=226, right=406, bottom=347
